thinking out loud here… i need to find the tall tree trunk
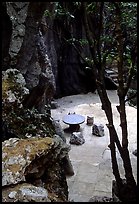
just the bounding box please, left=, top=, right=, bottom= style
left=81, top=2, right=137, bottom=201
left=81, top=1, right=122, bottom=185
left=114, top=2, right=137, bottom=198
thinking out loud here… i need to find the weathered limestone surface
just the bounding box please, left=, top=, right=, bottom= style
left=6, top=2, right=29, bottom=62
left=2, top=183, right=51, bottom=202
left=2, top=135, right=70, bottom=202
left=2, top=68, right=54, bottom=140
left=2, top=68, right=72, bottom=202
left=3, top=3, right=56, bottom=114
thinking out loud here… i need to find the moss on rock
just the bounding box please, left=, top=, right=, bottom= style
left=2, top=68, right=55, bottom=140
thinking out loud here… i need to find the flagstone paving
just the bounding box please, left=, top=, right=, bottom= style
left=51, top=90, right=137, bottom=202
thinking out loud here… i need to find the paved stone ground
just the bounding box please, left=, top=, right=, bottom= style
left=51, top=90, right=137, bottom=202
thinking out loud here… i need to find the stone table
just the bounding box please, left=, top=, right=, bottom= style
left=62, top=113, right=85, bottom=132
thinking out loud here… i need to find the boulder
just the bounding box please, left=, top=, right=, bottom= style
left=92, top=123, right=104, bottom=137
left=52, top=120, right=74, bottom=176
left=2, top=135, right=70, bottom=202
left=86, top=116, right=94, bottom=126
left=69, top=132, right=85, bottom=145
left=2, top=183, right=51, bottom=202
left=52, top=119, right=66, bottom=143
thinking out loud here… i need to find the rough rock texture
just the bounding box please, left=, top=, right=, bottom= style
left=2, top=68, right=29, bottom=103
left=2, top=2, right=56, bottom=114
left=2, top=2, right=29, bottom=70
left=2, top=136, right=64, bottom=186
left=2, top=67, right=74, bottom=202
left=6, top=2, right=29, bottom=65
left=2, top=3, right=12, bottom=71
left=2, top=136, right=70, bottom=202
left=2, top=68, right=54, bottom=140
left=14, top=2, right=56, bottom=92
left=88, top=196, right=121, bottom=203
left=92, top=123, right=105, bottom=137
left=52, top=120, right=74, bottom=176
left=69, top=132, right=85, bottom=145
left=42, top=3, right=97, bottom=97
left=52, top=120, right=66, bottom=143
left=2, top=183, right=51, bottom=202
left=2, top=2, right=118, bottom=100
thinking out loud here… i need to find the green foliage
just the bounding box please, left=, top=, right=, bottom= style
left=73, top=2, right=81, bottom=7
left=86, top=3, right=96, bottom=13
left=78, top=39, right=89, bottom=46
left=121, top=3, right=137, bottom=61
left=66, top=38, right=88, bottom=46
left=44, top=2, right=137, bottom=85
left=55, top=3, right=75, bottom=19
left=44, top=9, right=51, bottom=17
left=44, top=3, right=75, bottom=19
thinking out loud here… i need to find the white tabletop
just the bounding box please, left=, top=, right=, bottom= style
left=63, top=114, right=85, bottom=125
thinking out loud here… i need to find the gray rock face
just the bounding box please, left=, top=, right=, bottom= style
left=92, top=123, right=104, bottom=137
left=6, top=2, right=29, bottom=63
left=3, top=183, right=51, bottom=202
left=89, top=196, right=114, bottom=202
left=70, top=132, right=85, bottom=145
left=3, top=3, right=56, bottom=114
left=2, top=68, right=55, bottom=140
left=2, top=68, right=29, bottom=104
left=43, top=7, right=97, bottom=97
left=2, top=136, right=69, bottom=186
left=17, top=185, right=50, bottom=202
left=2, top=135, right=70, bottom=202
left=52, top=120, right=66, bottom=143
left=52, top=120, right=74, bottom=176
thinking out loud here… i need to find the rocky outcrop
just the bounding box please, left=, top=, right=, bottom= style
left=3, top=183, right=51, bottom=202
left=41, top=3, right=97, bottom=97
left=2, top=68, right=54, bottom=140
left=2, top=2, right=29, bottom=70
left=6, top=2, right=29, bottom=65
left=2, top=2, right=56, bottom=114
left=2, top=2, right=117, bottom=99
left=2, top=68, right=74, bottom=201
left=2, top=136, right=70, bottom=202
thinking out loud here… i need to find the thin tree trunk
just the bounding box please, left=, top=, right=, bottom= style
left=81, top=2, right=137, bottom=200
left=114, top=2, right=136, bottom=189
left=81, top=2, right=123, bottom=186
